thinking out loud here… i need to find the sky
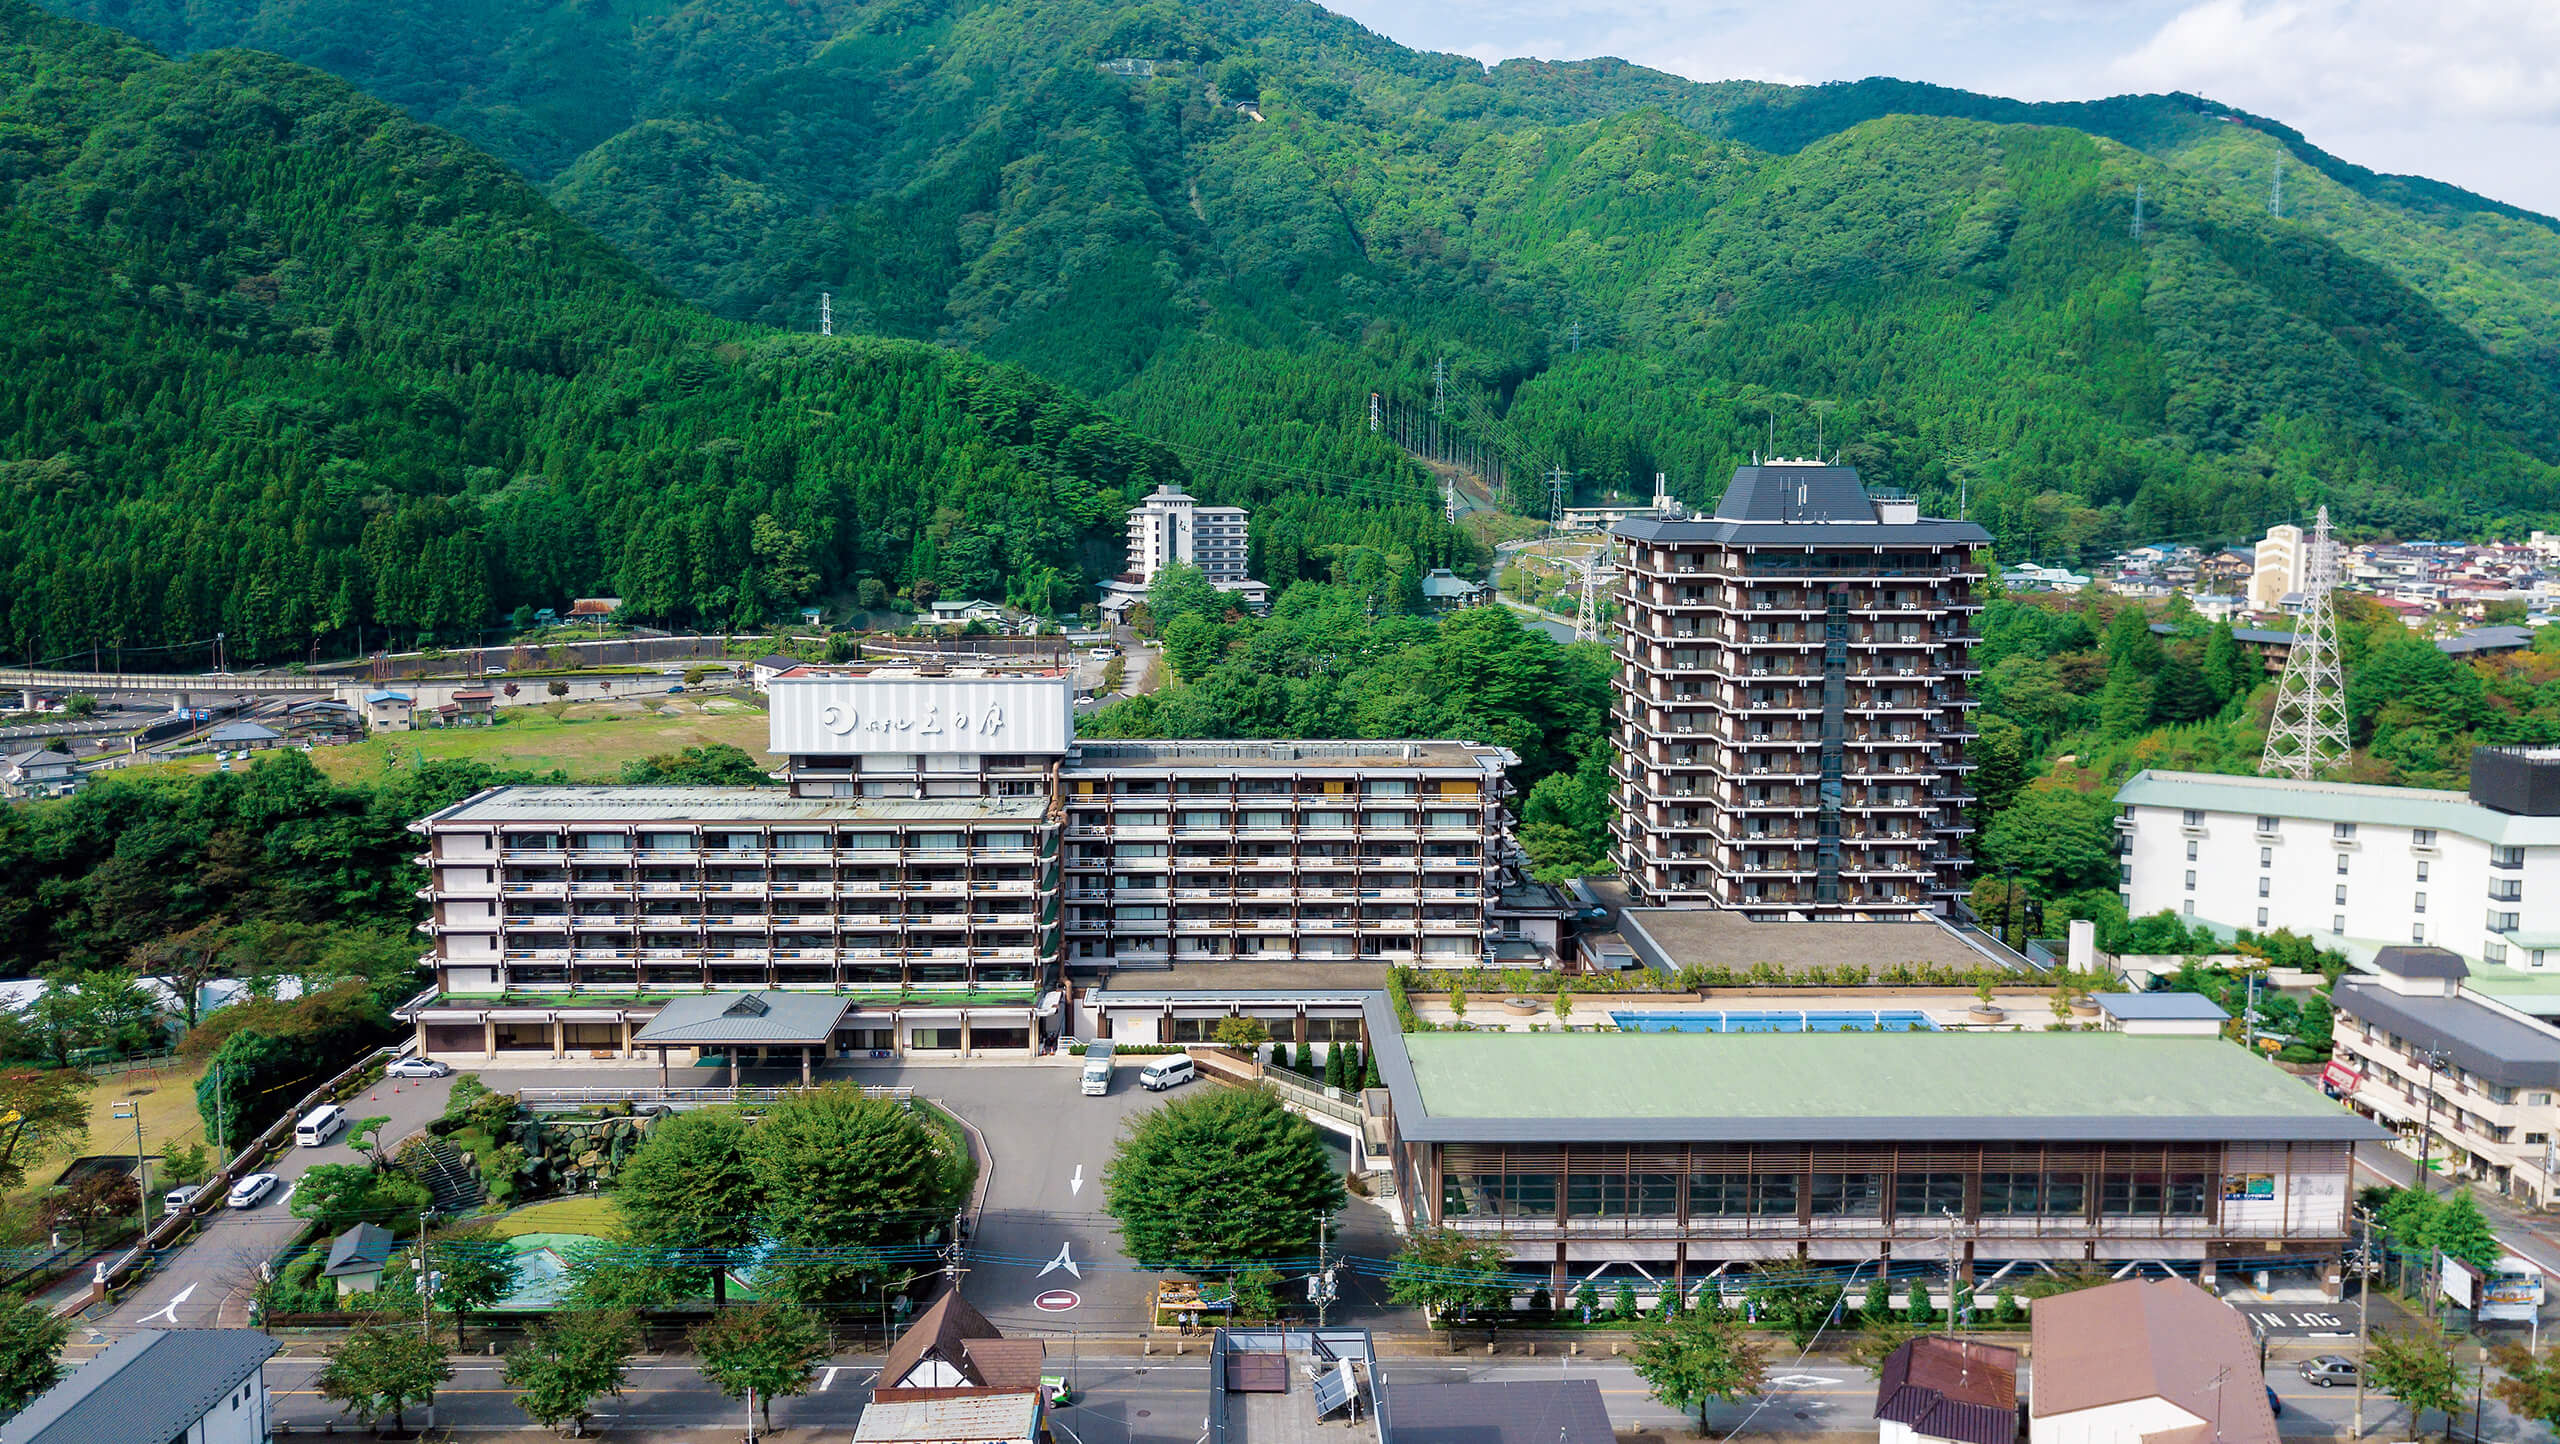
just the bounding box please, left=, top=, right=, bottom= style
left=1320, top=0, right=2560, bottom=217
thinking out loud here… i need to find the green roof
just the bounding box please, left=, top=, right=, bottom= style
left=2115, top=769, right=2560, bottom=846
left=1382, top=1029, right=2378, bottom=1144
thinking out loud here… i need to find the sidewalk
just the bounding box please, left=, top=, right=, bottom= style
left=2354, top=1142, right=2560, bottom=1274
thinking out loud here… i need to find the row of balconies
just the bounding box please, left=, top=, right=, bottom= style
left=472, top=846, right=1048, bottom=866
left=1617, top=552, right=1987, bottom=583
left=481, top=945, right=1042, bottom=964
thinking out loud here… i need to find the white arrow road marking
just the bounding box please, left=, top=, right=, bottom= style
left=1040, top=1241, right=1082, bottom=1279
left=140, top=1282, right=197, bottom=1325
left=820, top=1367, right=841, bottom=1392
left=1767, top=1373, right=1839, bottom=1388
left=1069, top=1165, right=1084, bottom=1196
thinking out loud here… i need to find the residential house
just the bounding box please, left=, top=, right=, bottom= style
left=202, top=720, right=283, bottom=751
left=1875, top=1336, right=2019, bottom=1444
left=880, top=1290, right=1047, bottom=1392
left=2028, top=1279, right=2275, bottom=1444
left=1, top=747, right=78, bottom=793
left=0, top=1328, right=278, bottom=1444
left=363, top=691, right=415, bottom=732
left=1418, top=569, right=1487, bottom=612
left=566, top=597, right=621, bottom=622
left=926, top=599, right=1008, bottom=628
left=428, top=690, right=496, bottom=728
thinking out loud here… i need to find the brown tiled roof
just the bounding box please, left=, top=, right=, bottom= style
left=1875, top=1337, right=2017, bottom=1444
left=959, top=1338, right=1047, bottom=1390
left=2030, top=1279, right=2275, bottom=1444
left=881, top=1290, right=1005, bottom=1390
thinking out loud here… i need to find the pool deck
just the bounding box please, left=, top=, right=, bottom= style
left=1405, top=989, right=2069, bottom=1032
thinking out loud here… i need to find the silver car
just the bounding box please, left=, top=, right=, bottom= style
left=2299, top=1355, right=2358, bottom=1387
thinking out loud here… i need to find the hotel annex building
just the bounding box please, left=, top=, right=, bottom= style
left=405, top=670, right=1530, bottom=1062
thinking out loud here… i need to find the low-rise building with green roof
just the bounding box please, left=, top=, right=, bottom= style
left=1360, top=996, right=2382, bottom=1302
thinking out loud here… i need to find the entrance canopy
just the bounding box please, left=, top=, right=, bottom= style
left=632, top=991, right=852, bottom=1048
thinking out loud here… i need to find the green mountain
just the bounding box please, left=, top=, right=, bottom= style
left=0, top=0, right=1472, bottom=663
left=46, top=0, right=2560, bottom=551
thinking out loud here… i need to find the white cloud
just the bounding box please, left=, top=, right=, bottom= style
left=1317, top=0, right=2560, bottom=214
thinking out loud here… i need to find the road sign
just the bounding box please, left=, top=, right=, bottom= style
left=1034, top=1290, right=1081, bottom=1312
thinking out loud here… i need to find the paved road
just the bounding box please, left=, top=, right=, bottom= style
left=65, top=1070, right=457, bottom=1350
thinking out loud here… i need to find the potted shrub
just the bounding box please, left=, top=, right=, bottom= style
left=1968, top=979, right=2006, bottom=1023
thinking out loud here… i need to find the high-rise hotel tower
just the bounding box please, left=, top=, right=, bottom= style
left=1610, top=462, right=1990, bottom=917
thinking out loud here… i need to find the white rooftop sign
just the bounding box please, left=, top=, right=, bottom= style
left=768, top=674, right=1074, bottom=756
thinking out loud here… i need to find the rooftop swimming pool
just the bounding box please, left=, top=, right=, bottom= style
left=1610, top=1009, right=1939, bottom=1034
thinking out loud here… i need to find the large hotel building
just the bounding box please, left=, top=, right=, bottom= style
left=1609, top=462, right=1990, bottom=916
left=406, top=671, right=1534, bottom=1062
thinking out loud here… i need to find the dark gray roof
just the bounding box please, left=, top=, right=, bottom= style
left=754, top=655, right=803, bottom=671
left=324, top=1221, right=396, bottom=1277
left=2095, top=992, right=2232, bottom=1022
left=0, top=1329, right=277, bottom=1444
left=1386, top=1380, right=1612, bottom=1444
left=1714, top=463, right=1880, bottom=522
left=2372, top=946, right=2470, bottom=980
left=2332, top=982, right=2560, bottom=1089
left=2439, top=626, right=2533, bottom=656
left=204, top=721, right=281, bottom=743
left=631, top=990, right=852, bottom=1046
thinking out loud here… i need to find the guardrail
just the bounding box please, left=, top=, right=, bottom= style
left=516, top=1084, right=915, bottom=1112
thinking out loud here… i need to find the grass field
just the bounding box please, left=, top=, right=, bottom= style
left=484, top=1195, right=620, bottom=1239
left=123, top=698, right=777, bottom=785
left=8, top=1058, right=213, bottom=1207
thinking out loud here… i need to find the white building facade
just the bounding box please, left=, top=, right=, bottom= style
left=2249, top=523, right=2303, bottom=613
left=1124, top=483, right=1251, bottom=586
left=2115, top=749, right=2560, bottom=974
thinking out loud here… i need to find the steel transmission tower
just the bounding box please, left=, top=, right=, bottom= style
left=1574, top=547, right=1604, bottom=642
left=2259, top=506, right=2349, bottom=779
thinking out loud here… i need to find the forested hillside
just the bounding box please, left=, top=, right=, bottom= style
left=51, top=0, right=2560, bottom=552
left=0, top=1, right=1463, bottom=662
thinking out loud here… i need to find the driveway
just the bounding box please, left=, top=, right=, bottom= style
left=68, top=1069, right=457, bottom=1349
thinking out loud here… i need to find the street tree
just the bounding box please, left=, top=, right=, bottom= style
left=318, top=1322, right=452, bottom=1435
left=504, top=1308, right=638, bottom=1438
left=691, top=1303, right=828, bottom=1437
left=0, top=1071, right=89, bottom=1192
left=744, top=1086, right=966, bottom=1305
left=1104, top=1087, right=1343, bottom=1270
left=1630, top=1306, right=1766, bottom=1437
left=2425, top=1189, right=2501, bottom=1270
left=1385, top=1228, right=1514, bottom=1343
left=615, top=1109, right=760, bottom=1308
left=2366, top=1324, right=2464, bottom=1441
left=0, top=1292, right=68, bottom=1413
left=2493, top=1343, right=2560, bottom=1433
left=429, top=1224, right=524, bottom=1348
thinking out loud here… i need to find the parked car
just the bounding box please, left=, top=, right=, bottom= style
left=162, top=1185, right=201, bottom=1214
left=2299, top=1355, right=2358, bottom=1387
left=483, top=666, right=505, bottom=675
left=1090, top=646, right=1118, bottom=659
left=227, top=1173, right=279, bottom=1210
left=2265, top=1385, right=2283, bottom=1417
left=385, top=1057, right=451, bottom=1079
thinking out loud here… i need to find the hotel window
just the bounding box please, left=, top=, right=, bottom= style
left=2334, top=915, right=2346, bottom=934
left=2335, top=885, right=2348, bottom=906
left=2414, top=892, right=2427, bottom=914
left=2182, top=809, right=2203, bottom=826
left=2184, top=900, right=2195, bottom=916
left=2413, top=829, right=2437, bottom=847
left=2185, top=871, right=2197, bottom=891
left=2334, top=822, right=2358, bottom=840
left=2257, top=816, right=2279, bottom=834
left=2259, top=878, right=2270, bottom=897
left=2258, top=908, right=2270, bottom=927
left=2337, top=855, right=2350, bottom=875
left=2260, top=847, right=2273, bottom=868
left=2416, top=861, right=2430, bottom=882
left=2492, top=879, right=2523, bottom=902
left=2486, top=941, right=2509, bottom=963
left=2186, top=841, right=2198, bottom=862
left=2413, top=924, right=2427, bottom=944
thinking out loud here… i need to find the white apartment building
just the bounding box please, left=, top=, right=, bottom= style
left=2328, top=945, right=2560, bottom=1208
left=1610, top=461, right=1990, bottom=917
left=2115, top=747, right=2560, bottom=974
left=404, top=668, right=1532, bottom=1062
left=2249, top=523, right=2304, bottom=613
left=1123, top=483, right=1251, bottom=585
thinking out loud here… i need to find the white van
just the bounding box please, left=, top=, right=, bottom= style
left=1138, top=1056, right=1195, bottom=1092
left=1080, top=1042, right=1116, bottom=1096
left=295, top=1103, right=348, bottom=1148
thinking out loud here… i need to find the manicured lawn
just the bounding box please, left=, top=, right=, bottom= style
left=123, top=698, right=776, bottom=785
left=484, top=1195, right=622, bottom=1239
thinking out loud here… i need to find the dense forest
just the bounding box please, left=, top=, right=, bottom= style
left=0, top=1, right=1460, bottom=663
left=44, top=0, right=2560, bottom=563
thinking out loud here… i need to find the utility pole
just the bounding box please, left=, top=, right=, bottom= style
left=2352, top=1207, right=2372, bottom=1438
left=1315, top=1211, right=1332, bottom=1329
left=1941, top=1207, right=1961, bottom=1338
left=943, top=1207, right=969, bottom=1290
left=112, top=1102, right=147, bottom=1255
left=2133, top=182, right=2146, bottom=242
left=819, top=292, right=833, bottom=338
